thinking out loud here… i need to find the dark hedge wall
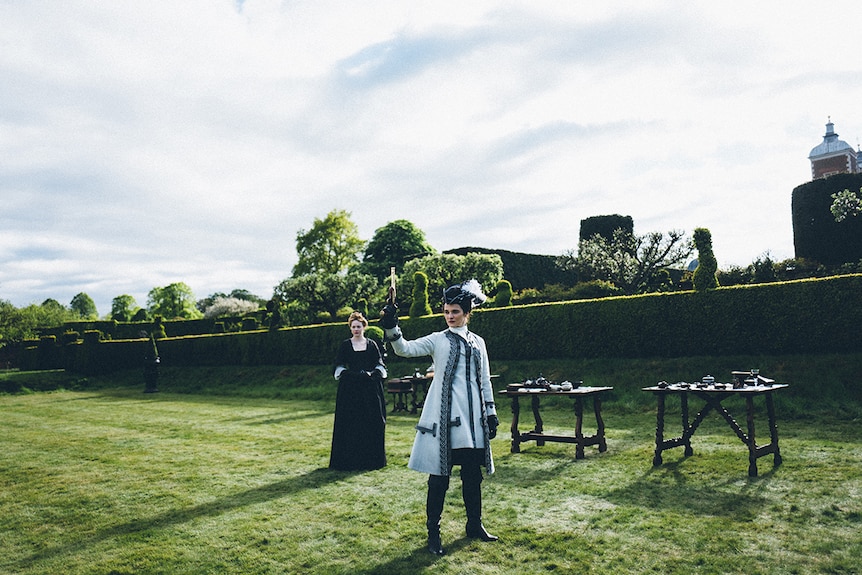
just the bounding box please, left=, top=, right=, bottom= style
left=444, top=247, right=577, bottom=290
left=23, top=275, right=862, bottom=375
left=792, top=173, right=862, bottom=265
left=578, top=214, right=634, bottom=242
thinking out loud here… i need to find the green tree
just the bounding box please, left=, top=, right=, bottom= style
left=147, top=283, right=203, bottom=319
left=692, top=227, right=719, bottom=291
left=562, top=228, right=692, bottom=295
left=274, top=271, right=377, bottom=322
left=197, top=289, right=265, bottom=313
left=111, top=295, right=139, bottom=322
left=0, top=299, right=75, bottom=347
left=409, top=271, right=433, bottom=317
left=203, top=297, right=262, bottom=319
left=401, top=253, right=503, bottom=311
left=70, top=293, right=98, bottom=319
left=361, top=220, right=436, bottom=282
left=292, top=209, right=365, bottom=277
left=41, top=298, right=67, bottom=315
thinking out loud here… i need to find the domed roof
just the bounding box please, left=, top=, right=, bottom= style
left=809, top=119, right=854, bottom=159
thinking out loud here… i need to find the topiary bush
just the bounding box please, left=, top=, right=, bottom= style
left=409, top=271, right=433, bottom=317
left=692, top=227, right=719, bottom=291
left=492, top=279, right=513, bottom=307
left=152, top=315, right=167, bottom=339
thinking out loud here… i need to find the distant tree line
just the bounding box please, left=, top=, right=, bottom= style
left=5, top=188, right=862, bottom=363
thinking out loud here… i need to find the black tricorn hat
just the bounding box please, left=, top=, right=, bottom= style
left=442, top=279, right=487, bottom=313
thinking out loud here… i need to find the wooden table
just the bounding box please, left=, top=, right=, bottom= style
left=385, top=376, right=429, bottom=414
left=499, top=386, right=613, bottom=459
left=643, top=382, right=788, bottom=476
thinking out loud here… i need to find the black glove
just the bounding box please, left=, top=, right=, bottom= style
left=487, top=415, right=499, bottom=439
left=380, top=303, right=399, bottom=329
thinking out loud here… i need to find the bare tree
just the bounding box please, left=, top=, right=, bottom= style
left=560, top=229, right=692, bottom=294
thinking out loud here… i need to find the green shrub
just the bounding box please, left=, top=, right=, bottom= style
left=571, top=280, right=623, bottom=299
left=152, top=316, right=167, bottom=339
left=693, top=227, right=719, bottom=291
left=365, top=325, right=384, bottom=345
left=493, top=279, right=513, bottom=307
left=409, top=271, right=433, bottom=317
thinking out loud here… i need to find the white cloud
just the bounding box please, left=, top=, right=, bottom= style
left=2, top=0, right=862, bottom=315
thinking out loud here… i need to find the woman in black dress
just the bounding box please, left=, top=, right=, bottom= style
left=329, top=311, right=388, bottom=471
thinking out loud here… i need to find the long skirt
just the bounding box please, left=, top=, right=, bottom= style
left=329, top=373, right=387, bottom=471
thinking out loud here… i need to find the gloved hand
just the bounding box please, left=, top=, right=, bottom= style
left=487, top=415, right=499, bottom=439
left=380, top=303, right=399, bottom=329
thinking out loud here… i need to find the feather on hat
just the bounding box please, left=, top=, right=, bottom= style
left=442, top=279, right=487, bottom=312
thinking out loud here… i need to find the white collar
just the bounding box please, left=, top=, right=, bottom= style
left=448, top=325, right=469, bottom=338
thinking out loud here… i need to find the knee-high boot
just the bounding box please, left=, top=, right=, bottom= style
left=426, top=474, right=449, bottom=555
left=461, top=465, right=498, bottom=541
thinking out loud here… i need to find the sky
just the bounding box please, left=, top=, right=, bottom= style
left=3, top=1, right=862, bottom=316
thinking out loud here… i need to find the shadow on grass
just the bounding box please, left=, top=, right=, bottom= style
left=345, top=538, right=474, bottom=575
left=62, top=389, right=333, bottom=424
left=602, top=460, right=771, bottom=517
left=12, top=467, right=348, bottom=571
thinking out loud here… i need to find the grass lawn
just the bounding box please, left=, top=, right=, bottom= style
left=1, top=365, right=861, bottom=574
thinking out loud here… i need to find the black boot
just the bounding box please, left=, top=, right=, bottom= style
left=462, top=465, right=498, bottom=542
left=426, top=475, right=449, bottom=555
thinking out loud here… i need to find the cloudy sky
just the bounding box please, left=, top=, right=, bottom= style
left=3, top=1, right=862, bottom=316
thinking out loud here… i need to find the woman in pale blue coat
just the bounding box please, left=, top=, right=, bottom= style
left=381, top=280, right=499, bottom=556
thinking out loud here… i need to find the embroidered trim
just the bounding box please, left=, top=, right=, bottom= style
left=438, top=331, right=461, bottom=475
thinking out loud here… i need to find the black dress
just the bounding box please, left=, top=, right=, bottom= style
left=329, top=338, right=387, bottom=471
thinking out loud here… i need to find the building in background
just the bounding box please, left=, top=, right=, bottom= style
left=808, top=118, right=859, bottom=179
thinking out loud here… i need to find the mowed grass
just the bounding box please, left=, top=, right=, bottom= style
left=1, top=365, right=861, bottom=575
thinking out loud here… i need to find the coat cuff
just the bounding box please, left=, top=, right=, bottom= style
left=384, top=326, right=402, bottom=341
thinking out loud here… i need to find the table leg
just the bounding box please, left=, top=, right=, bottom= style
left=410, top=385, right=419, bottom=414
left=746, top=396, right=758, bottom=477
left=510, top=396, right=521, bottom=453
left=681, top=392, right=693, bottom=457
left=594, top=394, right=607, bottom=452
left=574, top=396, right=585, bottom=459
left=532, top=395, right=545, bottom=446
left=766, top=392, right=782, bottom=466
left=653, top=393, right=665, bottom=466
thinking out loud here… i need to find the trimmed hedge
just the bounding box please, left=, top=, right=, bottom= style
left=22, top=275, right=862, bottom=375
left=444, top=247, right=577, bottom=290
left=792, top=173, right=862, bottom=265
left=471, top=275, right=862, bottom=359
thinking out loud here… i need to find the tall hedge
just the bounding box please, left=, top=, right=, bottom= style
left=579, top=214, right=634, bottom=242
left=25, top=275, right=862, bottom=374
left=792, top=173, right=862, bottom=265
left=444, top=247, right=577, bottom=289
